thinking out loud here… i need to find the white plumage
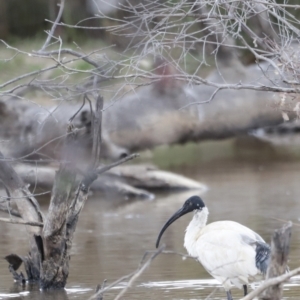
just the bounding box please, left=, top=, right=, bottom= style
left=156, top=196, right=270, bottom=300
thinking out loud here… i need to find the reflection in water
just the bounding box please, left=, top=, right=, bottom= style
left=0, top=139, right=300, bottom=299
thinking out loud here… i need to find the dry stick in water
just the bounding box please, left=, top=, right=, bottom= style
left=88, top=271, right=137, bottom=300
left=88, top=246, right=165, bottom=300
left=114, top=245, right=165, bottom=300
left=242, top=222, right=293, bottom=300
left=95, top=279, right=107, bottom=300
left=260, top=222, right=292, bottom=300
left=204, top=287, right=220, bottom=300
left=241, top=267, right=300, bottom=300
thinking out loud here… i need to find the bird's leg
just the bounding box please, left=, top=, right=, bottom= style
left=243, top=284, right=248, bottom=296
left=226, top=290, right=233, bottom=300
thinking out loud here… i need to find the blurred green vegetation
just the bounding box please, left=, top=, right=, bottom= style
left=0, top=0, right=299, bottom=100
left=0, top=0, right=49, bottom=40
left=0, top=0, right=299, bottom=70
left=147, top=138, right=300, bottom=171
left=0, top=0, right=104, bottom=42
left=2, top=0, right=299, bottom=43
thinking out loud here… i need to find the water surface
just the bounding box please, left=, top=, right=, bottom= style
left=0, top=139, right=300, bottom=299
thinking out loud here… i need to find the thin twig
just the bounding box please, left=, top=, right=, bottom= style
left=0, top=217, right=43, bottom=227
left=179, top=87, right=222, bottom=110
left=87, top=271, right=136, bottom=300
left=241, top=267, right=300, bottom=300
left=95, top=279, right=107, bottom=300
left=91, top=94, right=104, bottom=168
left=0, top=205, right=21, bottom=218
left=96, top=153, right=140, bottom=175
left=114, top=246, right=165, bottom=300
left=88, top=246, right=165, bottom=300
left=39, top=0, right=66, bottom=52
left=146, top=249, right=195, bottom=260
left=204, top=287, right=220, bottom=300
left=0, top=129, right=83, bottom=162
left=34, top=48, right=104, bottom=69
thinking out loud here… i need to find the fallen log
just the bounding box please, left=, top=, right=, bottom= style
left=1, top=60, right=297, bottom=162
left=13, top=163, right=207, bottom=199
left=108, top=164, right=206, bottom=190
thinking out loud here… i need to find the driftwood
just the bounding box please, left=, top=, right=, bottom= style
left=13, top=163, right=206, bottom=199
left=93, top=178, right=154, bottom=200
left=13, top=162, right=154, bottom=199
left=107, top=165, right=206, bottom=190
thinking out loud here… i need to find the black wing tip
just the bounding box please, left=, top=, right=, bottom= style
left=255, top=242, right=271, bottom=274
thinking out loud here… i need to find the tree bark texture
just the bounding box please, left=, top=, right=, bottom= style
left=1, top=94, right=106, bottom=289
left=40, top=163, right=76, bottom=289
left=0, top=151, right=43, bottom=281
left=260, top=222, right=292, bottom=300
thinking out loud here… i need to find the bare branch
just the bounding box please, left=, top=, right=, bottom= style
left=0, top=217, right=43, bottom=227
left=241, top=267, right=300, bottom=300
left=91, top=94, right=104, bottom=167
left=33, top=48, right=106, bottom=69
left=0, top=205, right=21, bottom=218
left=114, top=245, right=165, bottom=300
left=88, top=246, right=165, bottom=300
left=96, top=153, right=140, bottom=175
left=39, top=0, right=66, bottom=52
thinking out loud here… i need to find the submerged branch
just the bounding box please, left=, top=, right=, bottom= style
left=114, top=245, right=165, bottom=300
left=89, top=246, right=165, bottom=300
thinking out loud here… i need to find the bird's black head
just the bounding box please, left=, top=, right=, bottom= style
left=183, top=195, right=205, bottom=212
left=155, top=195, right=205, bottom=248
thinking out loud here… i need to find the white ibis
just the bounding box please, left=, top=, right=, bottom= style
left=156, top=195, right=270, bottom=300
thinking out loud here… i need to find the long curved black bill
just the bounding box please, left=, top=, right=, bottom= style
left=156, top=206, right=189, bottom=248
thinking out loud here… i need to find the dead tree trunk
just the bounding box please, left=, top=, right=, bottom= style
left=1, top=94, right=138, bottom=289
left=0, top=152, right=43, bottom=281
left=39, top=163, right=77, bottom=288
left=259, top=222, right=292, bottom=300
